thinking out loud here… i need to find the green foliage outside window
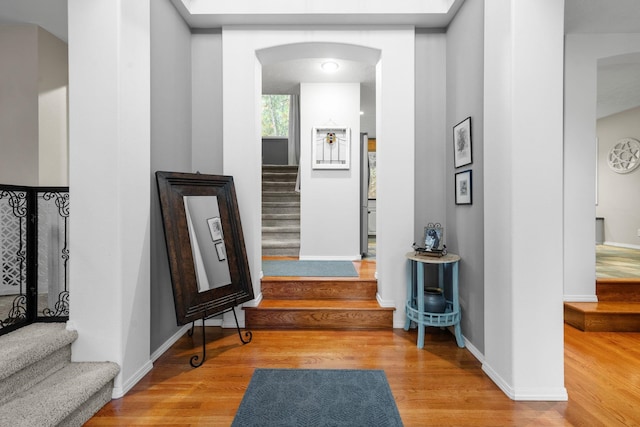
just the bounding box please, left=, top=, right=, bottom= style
left=262, top=95, right=290, bottom=137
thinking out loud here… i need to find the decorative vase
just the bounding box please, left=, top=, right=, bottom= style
left=424, top=287, right=446, bottom=313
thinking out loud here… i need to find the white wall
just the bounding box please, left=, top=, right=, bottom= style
left=221, top=27, right=415, bottom=326
left=299, top=83, right=360, bottom=260
left=596, top=106, right=640, bottom=248
left=484, top=0, right=566, bottom=400
left=564, top=33, right=640, bottom=301
left=68, top=0, right=151, bottom=398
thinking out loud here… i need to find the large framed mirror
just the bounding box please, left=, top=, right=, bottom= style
left=156, top=171, right=254, bottom=325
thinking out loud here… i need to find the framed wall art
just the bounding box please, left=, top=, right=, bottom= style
left=453, top=117, right=472, bottom=168
left=312, top=126, right=350, bottom=169
left=455, top=170, right=472, bottom=205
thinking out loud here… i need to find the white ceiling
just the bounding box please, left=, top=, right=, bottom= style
left=1, top=0, right=639, bottom=117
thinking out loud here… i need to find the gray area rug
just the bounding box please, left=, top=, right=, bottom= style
left=262, top=260, right=358, bottom=277
left=232, top=369, right=403, bottom=426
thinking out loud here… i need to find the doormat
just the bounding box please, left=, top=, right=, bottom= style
left=232, top=369, right=403, bottom=426
left=262, top=260, right=358, bottom=277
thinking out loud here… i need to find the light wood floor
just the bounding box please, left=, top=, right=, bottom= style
left=86, top=323, right=640, bottom=426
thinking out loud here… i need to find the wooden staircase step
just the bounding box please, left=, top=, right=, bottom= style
left=261, top=278, right=377, bottom=300
left=596, top=278, right=640, bottom=302
left=564, top=302, right=640, bottom=332
left=244, top=299, right=394, bottom=330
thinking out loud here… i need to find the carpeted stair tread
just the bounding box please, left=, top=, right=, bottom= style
left=0, top=361, right=120, bottom=427
left=262, top=213, right=300, bottom=220
left=262, top=225, right=301, bottom=233
left=262, top=239, right=301, bottom=248
left=0, top=323, right=77, bottom=381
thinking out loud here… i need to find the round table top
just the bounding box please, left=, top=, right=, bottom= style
left=405, top=251, right=460, bottom=264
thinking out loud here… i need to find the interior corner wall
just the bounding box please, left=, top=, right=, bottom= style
left=37, top=27, right=68, bottom=186
left=299, top=83, right=361, bottom=260
left=414, top=30, right=447, bottom=241
left=596, top=106, right=640, bottom=248
left=150, top=0, right=193, bottom=354
left=192, top=30, right=223, bottom=175
left=564, top=33, right=640, bottom=301
left=0, top=25, right=39, bottom=186
left=444, top=0, right=485, bottom=354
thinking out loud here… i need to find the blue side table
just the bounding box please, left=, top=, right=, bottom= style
left=404, top=251, right=464, bottom=349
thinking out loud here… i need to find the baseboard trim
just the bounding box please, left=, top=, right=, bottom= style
left=564, top=294, right=598, bottom=302
left=482, top=362, right=568, bottom=401
left=150, top=324, right=191, bottom=363
left=112, top=359, right=154, bottom=399
left=462, top=336, right=484, bottom=364
left=603, top=241, right=640, bottom=250
left=298, top=255, right=362, bottom=261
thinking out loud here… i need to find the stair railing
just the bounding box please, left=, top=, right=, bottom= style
left=0, top=185, right=69, bottom=336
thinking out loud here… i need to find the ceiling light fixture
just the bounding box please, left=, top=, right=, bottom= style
left=321, top=61, right=339, bottom=72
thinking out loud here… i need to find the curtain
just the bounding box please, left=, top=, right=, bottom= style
left=288, top=94, right=300, bottom=166
left=288, top=94, right=301, bottom=191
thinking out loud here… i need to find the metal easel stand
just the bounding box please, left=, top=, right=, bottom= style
left=187, top=305, right=252, bottom=368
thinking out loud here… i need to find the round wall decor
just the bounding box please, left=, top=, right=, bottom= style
left=607, top=137, right=640, bottom=174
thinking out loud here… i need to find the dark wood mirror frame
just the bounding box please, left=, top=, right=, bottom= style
left=156, top=171, right=254, bottom=325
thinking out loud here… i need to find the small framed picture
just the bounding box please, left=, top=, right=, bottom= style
left=423, top=223, right=444, bottom=251
left=453, top=117, right=472, bottom=168
left=207, top=217, right=223, bottom=242
left=312, top=126, right=351, bottom=170
left=215, top=241, right=226, bottom=261
left=455, top=170, right=472, bottom=205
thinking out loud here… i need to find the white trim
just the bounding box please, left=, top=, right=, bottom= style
left=462, top=335, right=484, bottom=364
left=482, top=362, right=568, bottom=401
left=243, top=292, right=263, bottom=308
left=376, top=292, right=396, bottom=308
left=112, top=359, right=154, bottom=399
left=150, top=324, right=191, bottom=362
left=603, top=241, right=640, bottom=250
left=564, top=294, right=598, bottom=302
left=298, top=255, right=362, bottom=261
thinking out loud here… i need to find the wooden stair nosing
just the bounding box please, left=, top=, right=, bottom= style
left=564, top=302, right=640, bottom=332
left=244, top=307, right=394, bottom=330
left=596, top=278, right=640, bottom=302
left=261, top=279, right=377, bottom=300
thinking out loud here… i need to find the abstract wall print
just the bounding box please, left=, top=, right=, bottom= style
left=312, top=126, right=350, bottom=169
left=453, top=117, right=472, bottom=168
left=455, top=170, right=472, bottom=205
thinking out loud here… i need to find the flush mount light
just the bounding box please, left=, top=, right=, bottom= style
left=321, top=61, right=339, bottom=72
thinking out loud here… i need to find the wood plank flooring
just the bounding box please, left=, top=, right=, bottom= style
left=85, top=324, right=640, bottom=426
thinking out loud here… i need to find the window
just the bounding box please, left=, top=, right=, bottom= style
left=261, top=95, right=290, bottom=137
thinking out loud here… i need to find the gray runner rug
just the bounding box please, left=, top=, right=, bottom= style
left=262, top=260, right=358, bottom=277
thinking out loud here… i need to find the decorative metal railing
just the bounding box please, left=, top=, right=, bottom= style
left=0, top=185, right=69, bottom=336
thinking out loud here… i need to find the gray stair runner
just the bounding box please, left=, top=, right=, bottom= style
left=0, top=323, right=119, bottom=427
left=262, top=165, right=300, bottom=257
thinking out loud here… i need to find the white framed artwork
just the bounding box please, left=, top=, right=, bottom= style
left=312, top=126, right=350, bottom=170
